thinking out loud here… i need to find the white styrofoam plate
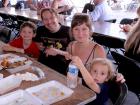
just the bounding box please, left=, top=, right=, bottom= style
left=26, top=80, right=74, bottom=105
left=0, top=53, right=19, bottom=60
left=0, top=90, right=42, bottom=105
left=0, top=75, right=22, bottom=95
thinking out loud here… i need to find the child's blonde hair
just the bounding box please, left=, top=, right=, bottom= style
left=90, top=58, right=115, bottom=80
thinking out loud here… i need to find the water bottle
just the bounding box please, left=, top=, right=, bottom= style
left=67, top=64, right=79, bottom=88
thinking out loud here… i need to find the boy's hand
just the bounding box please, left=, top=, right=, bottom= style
left=36, top=42, right=45, bottom=51
left=18, top=49, right=24, bottom=54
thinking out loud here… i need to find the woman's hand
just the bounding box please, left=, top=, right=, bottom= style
left=115, top=73, right=126, bottom=83
left=71, top=56, right=85, bottom=70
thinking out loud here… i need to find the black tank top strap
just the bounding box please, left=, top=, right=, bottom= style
left=70, top=42, right=75, bottom=55
left=84, top=44, right=98, bottom=65
left=92, top=44, right=98, bottom=59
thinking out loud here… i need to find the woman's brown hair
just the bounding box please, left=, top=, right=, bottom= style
left=70, top=13, right=93, bottom=36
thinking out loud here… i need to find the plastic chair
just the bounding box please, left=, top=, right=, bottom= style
left=92, top=34, right=125, bottom=55
left=120, top=18, right=134, bottom=25
left=0, top=13, right=13, bottom=26
left=108, top=80, right=128, bottom=105
left=82, top=3, right=95, bottom=13
left=15, top=1, right=28, bottom=9
left=0, top=26, right=11, bottom=43
left=111, top=51, right=140, bottom=99
left=12, top=15, right=29, bottom=39
left=0, top=1, right=3, bottom=8
left=105, top=19, right=117, bottom=23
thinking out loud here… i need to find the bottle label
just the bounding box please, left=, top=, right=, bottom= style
left=67, top=64, right=78, bottom=88
left=68, top=64, right=78, bottom=75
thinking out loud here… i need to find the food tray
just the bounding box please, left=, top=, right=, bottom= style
left=0, top=90, right=42, bottom=105
left=0, top=53, right=19, bottom=60
left=0, top=53, right=32, bottom=74
left=0, top=75, right=22, bottom=95
left=26, top=80, right=74, bottom=105
left=7, top=60, right=32, bottom=74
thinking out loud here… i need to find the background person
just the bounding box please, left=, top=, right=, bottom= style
left=27, top=0, right=73, bottom=14
left=120, top=6, right=140, bottom=32
left=90, top=0, right=114, bottom=22
left=124, top=19, right=140, bottom=62
left=26, top=0, right=38, bottom=10
left=52, top=0, right=73, bottom=15
left=0, top=0, right=10, bottom=7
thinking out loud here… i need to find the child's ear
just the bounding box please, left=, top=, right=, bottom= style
left=105, top=77, right=109, bottom=82
left=33, top=33, right=36, bottom=38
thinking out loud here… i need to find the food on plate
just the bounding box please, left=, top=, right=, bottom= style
left=16, top=72, right=39, bottom=81
left=32, top=87, right=65, bottom=101
left=1, top=58, right=9, bottom=68
left=1, top=57, right=28, bottom=69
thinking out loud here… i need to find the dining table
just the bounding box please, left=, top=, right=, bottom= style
left=93, top=21, right=127, bottom=40
left=65, top=16, right=127, bottom=40
left=0, top=53, right=96, bottom=105
left=0, top=7, right=66, bottom=24
left=0, top=7, right=40, bottom=21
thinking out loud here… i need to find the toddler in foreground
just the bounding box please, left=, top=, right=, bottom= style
left=72, top=57, right=116, bottom=105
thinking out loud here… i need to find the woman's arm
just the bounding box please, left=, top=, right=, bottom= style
left=94, top=44, right=106, bottom=58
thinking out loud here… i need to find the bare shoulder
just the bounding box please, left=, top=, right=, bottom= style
left=68, top=41, right=77, bottom=47
left=67, top=41, right=76, bottom=52
left=92, top=42, right=106, bottom=58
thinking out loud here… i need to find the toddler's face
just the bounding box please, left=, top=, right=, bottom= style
left=90, top=63, right=109, bottom=84
left=20, top=26, right=35, bottom=40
